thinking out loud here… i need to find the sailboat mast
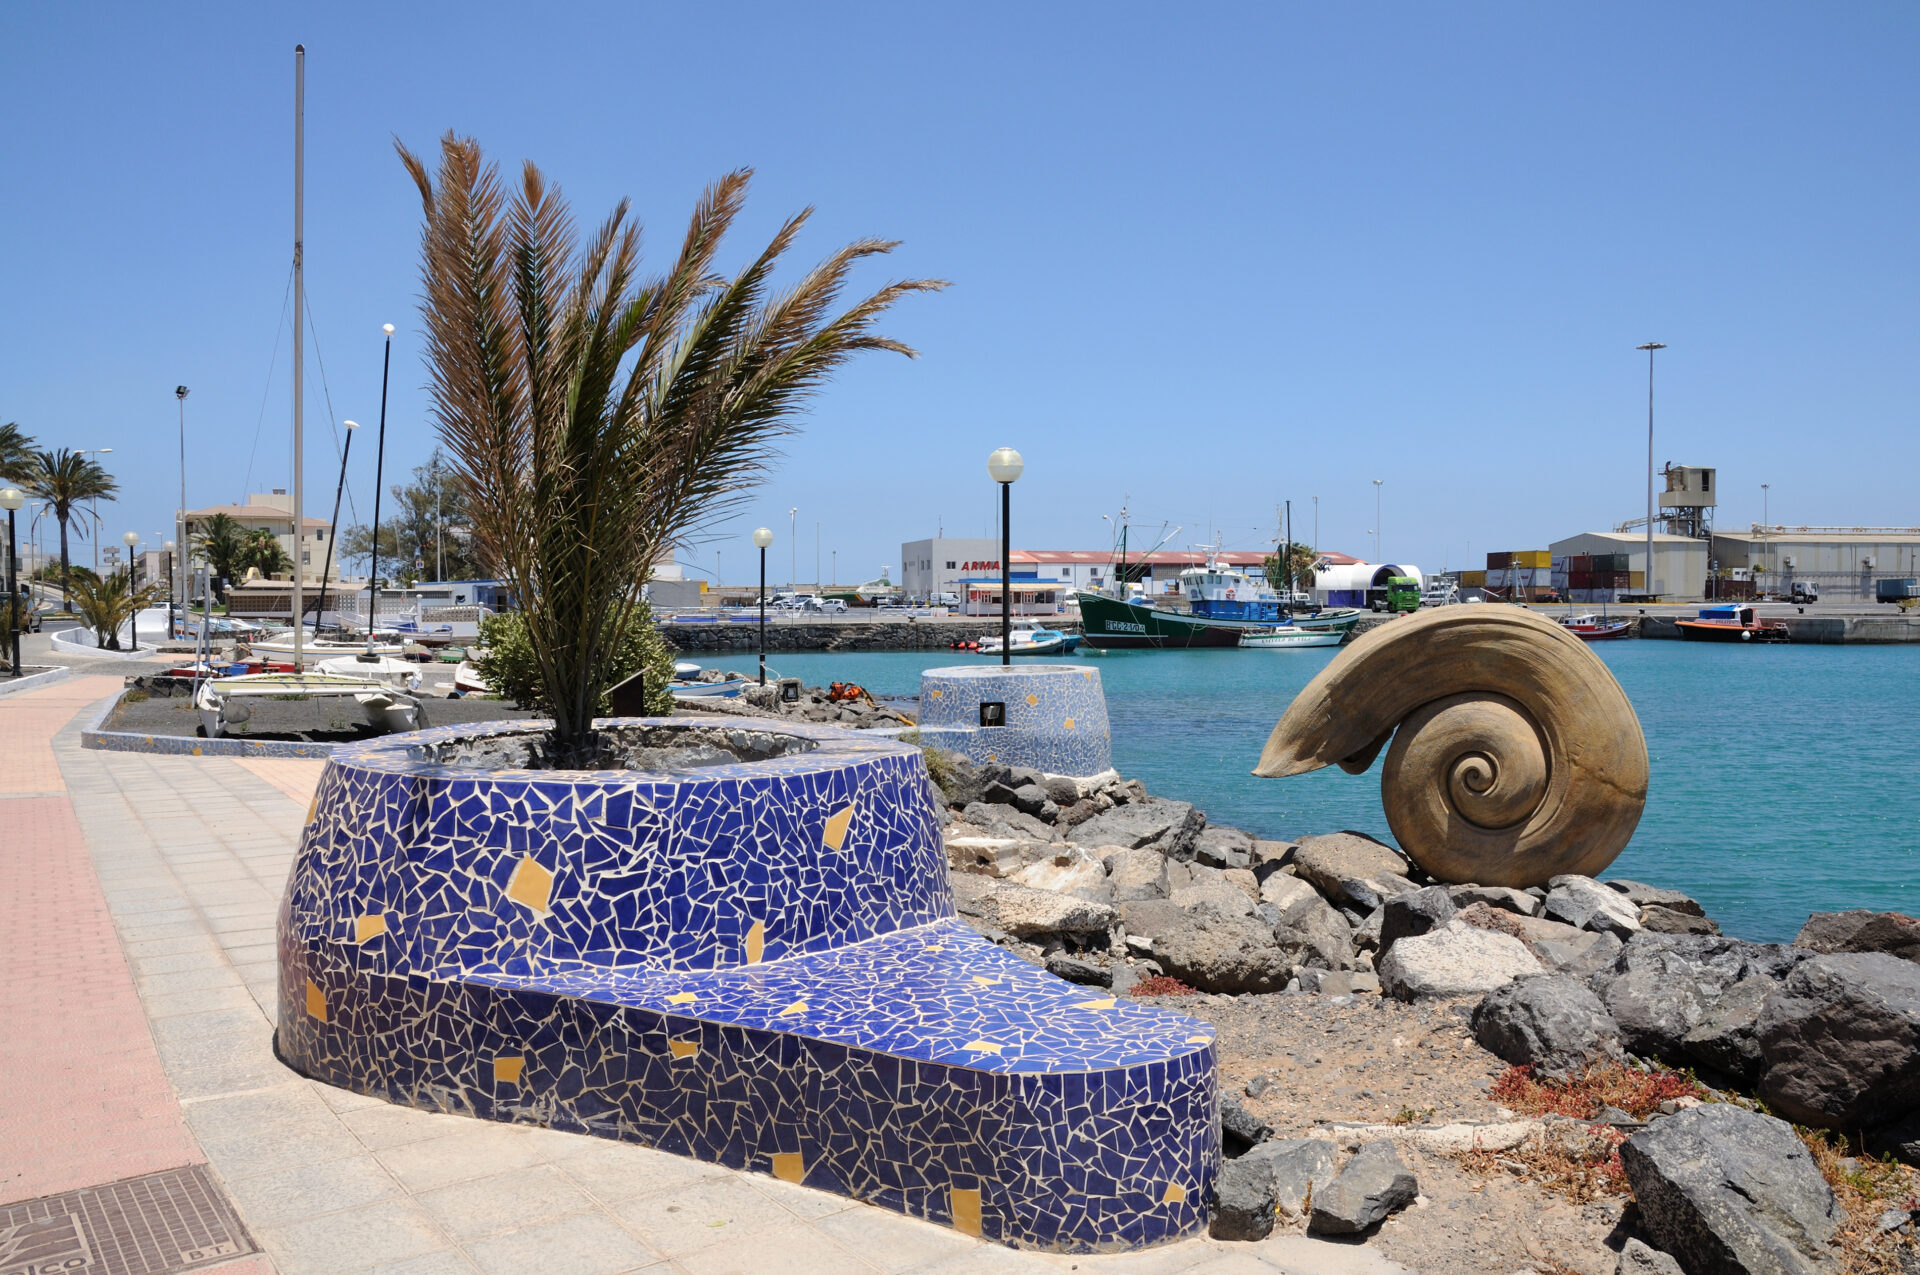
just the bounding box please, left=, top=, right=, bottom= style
left=291, top=44, right=306, bottom=665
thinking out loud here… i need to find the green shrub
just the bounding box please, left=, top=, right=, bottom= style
left=474, top=604, right=677, bottom=718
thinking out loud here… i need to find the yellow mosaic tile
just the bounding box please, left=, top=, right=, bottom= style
left=669, top=1039, right=700, bottom=1059
left=667, top=991, right=698, bottom=1004
left=304, top=978, right=327, bottom=1023
left=963, top=1040, right=1003, bottom=1054
left=951, top=1188, right=983, bottom=1236
left=771, top=1152, right=805, bottom=1183
left=505, top=855, right=554, bottom=915
left=1025, top=693, right=1039, bottom=706
left=1063, top=717, right=1076, bottom=730
left=778, top=999, right=808, bottom=1017
left=354, top=914, right=388, bottom=944
left=821, top=803, right=855, bottom=851
left=1075, top=998, right=1116, bottom=1011
left=1162, top=1182, right=1187, bottom=1204
left=746, top=920, right=766, bottom=964
left=493, top=1055, right=526, bottom=1084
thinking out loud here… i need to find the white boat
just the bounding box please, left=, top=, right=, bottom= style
left=452, top=660, right=493, bottom=696
left=315, top=654, right=423, bottom=691
left=1240, top=628, right=1345, bottom=649
left=670, top=677, right=752, bottom=698
left=193, top=672, right=426, bottom=738
left=250, top=629, right=411, bottom=662
left=976, top=622, right=1074, bottom=656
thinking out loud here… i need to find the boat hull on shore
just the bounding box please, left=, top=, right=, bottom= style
left=1240, top=629, right=1345, bottom=649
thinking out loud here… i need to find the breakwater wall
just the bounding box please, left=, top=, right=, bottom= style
left=659, top=616, right=1080, bottom=653
left=1634, top=613, right=1920, bottom=643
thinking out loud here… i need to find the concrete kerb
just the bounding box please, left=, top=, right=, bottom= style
left=49, top=626, right=164, bottom=660
left=0, top=665, right=73, bottom=697
left=79, top=690, right=339, bottom=759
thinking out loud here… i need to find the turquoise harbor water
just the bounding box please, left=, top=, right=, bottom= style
left=770, top=643, right=1920, bottom=943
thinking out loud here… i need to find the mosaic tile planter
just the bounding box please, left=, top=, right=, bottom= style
left=916, top=665, right=1113, bottom=777
left=277, top=718, right=1215, bottom=1251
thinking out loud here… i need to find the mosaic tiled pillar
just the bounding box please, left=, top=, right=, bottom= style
left=915, top=665, right=1113, bottom=777
left=276, top=719, right=1214, bottom=1251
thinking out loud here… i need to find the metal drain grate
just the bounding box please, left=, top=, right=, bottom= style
left=0, top=1164, right=255, bottom=1275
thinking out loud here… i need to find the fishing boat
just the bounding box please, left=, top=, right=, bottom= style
left=976, top=622, right=1075, bottom=656
left=1240, top=628, right=1345, bottom=650
left=315, top=653, right=423, bottom=691
left=1558, top=613, right=1631, bottom=641
left=451, top=659, right=493, bottom=696
left=194, top=671, right=426, bottom=738
left=1075, top=591, right=1245, bottom=649
left=1676, top=604, right=1790, bottom=643
left=249, top=629, right=411, bottom=662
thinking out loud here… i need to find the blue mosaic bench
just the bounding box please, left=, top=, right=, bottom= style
left=277, top=719, right=1217, bottom=1251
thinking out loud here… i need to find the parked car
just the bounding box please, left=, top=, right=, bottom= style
left=802, top=597, right=847, bottom=613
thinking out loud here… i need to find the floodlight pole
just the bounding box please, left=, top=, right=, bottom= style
left=1638, top=342, right=1666, bottom=598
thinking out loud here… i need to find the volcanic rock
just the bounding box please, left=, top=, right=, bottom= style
left=1679, top=974, right=1775, bottom=1084
left=1105, top=847, right=1170, bottom=902
left=1471, top=973, right=1623, bottom=1080
left=1209, top=1154, right=1278, bottom=1241
left=1006, top=782, right=1059, bottom=822
left=990, top=883, right=1116, bottom=938
left=1239, top=1138, right=1337, bottom=1218
left=1640, top=907, right=1723, bottom=936
left=1606, top=879, right=1707, bottom=917
left=1619, top=1103, right=1841, bottom=1274
left=1596, top=934, right=1807, bottom=1064
left=1378, top=885, right=1458, bottom=960
left=1170, top=870, right=1256, bottom=919
left=1011, top=848, right=1108, bottom=898
left=1307, top=1140, right=1419, bottom=1236
left=1292, top=831, right=1414, bottom=910
left=960, top=801, right=1059, bottom=844
left=1152, top=910, right=1294, bottom=994
left=1793, top=910, right=1920, bottom=964
left=1615, top=1238, right=1685, bottom=1275
left=1756, top=951, right=1920, bottom=1129
left=1220, top=1092, right=1272, bottom=1157
left=1265, top=881, right=1355, bottom=972
left=944, top=833, right=1054, bottom=878
left=1044, top=953, right=1110, bottom=986
left=1377, top=920, right=1542, bottom=1000
left=1070, top=798, right=1205, bottom=860
left=1544, top=875, right=1642, bottom=938
left=1864, top=1108, right=1920, bottom=1168
left=1193, top=824, right=1254, bottom=869
left=1448, top=884, right=1543, bottom=917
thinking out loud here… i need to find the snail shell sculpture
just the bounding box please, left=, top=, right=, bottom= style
left=1253, top=605, right=1647, bottom=888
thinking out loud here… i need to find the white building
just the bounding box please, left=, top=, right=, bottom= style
left=1549, top=531, right=1707, bottom=599
left=182, top=491, right=340, bottom=585
left=1711, top=527, right=1920, bottom=602
left=901, top=538, right=1004, bottom=601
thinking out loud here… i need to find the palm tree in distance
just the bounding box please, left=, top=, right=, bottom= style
left=399, top=134, right=944, bottom=764
left=0, top=421, right=37, bottom=482
left=239, top=528, right=293, bottom=580
left=24, top=448, right=117, bottom=608
left=193, top=512, right=247, bottom=598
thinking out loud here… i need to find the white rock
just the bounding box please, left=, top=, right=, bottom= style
left=1377, top=920, right=1543, bottom=1000
left=1545, top=874, right=1643, bottom=937
left=1260, top=874, right=1322, bottom=911
left=1012, top=847, right=1107, bottom=895
left=992, top=883, right=1117, bottom=937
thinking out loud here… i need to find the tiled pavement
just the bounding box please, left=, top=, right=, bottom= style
left=4, top=681, right=1409, bottom=1275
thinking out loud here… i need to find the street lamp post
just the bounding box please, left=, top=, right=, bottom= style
left=787, top=507, right=798, bottom=590
left=1637, top=342, right=1666, bottom=597
left=1372, top=479, right=1383, bottom=562
left=163, top=540, right=176, bottom=637
left=122, top=531, right=140, bottom=651
left=175, top=385, right=189, bottom=634
left=79, top=448, right=113, bottom=577
left=1, top=487, right=23, bottom=676
left=987, top=448, right=1025, bottom=666
left=753, top=527, right=774, bottom=685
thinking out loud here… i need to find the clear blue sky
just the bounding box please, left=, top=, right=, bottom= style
left=3, top=4, right=1914, bottom=584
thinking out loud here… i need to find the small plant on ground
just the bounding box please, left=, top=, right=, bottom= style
left=1128, top=975, right=1197, bottom=997
left=1488, top=1061, right=1708, bottom=1121
left=1799, top=1128, right=1920, bottom=1275
left=917, top=743, right=959, bottom=802
left=1458, top=1123, right=1631, bottom=1204
left=122, top=689, right=149, bottom=704
left=1388, top=1105, right=1436, bottom=1125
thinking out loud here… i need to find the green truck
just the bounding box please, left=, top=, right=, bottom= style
left=1383, top=576, right=1421, bottom=613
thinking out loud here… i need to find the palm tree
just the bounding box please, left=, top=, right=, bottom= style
left=0, top=421, right=36, bottom=483
left=400, top=135, right=943, bottom=763
left=238, top=528, right=293, bottom=579
left=193, top=512, right=247, bottom=597
left=70, top=569, right=157, bottom=652
left=24, top=448, right=117, bottom=608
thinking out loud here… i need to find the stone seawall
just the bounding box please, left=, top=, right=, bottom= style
left=660, top=617, right=1072, bottom=652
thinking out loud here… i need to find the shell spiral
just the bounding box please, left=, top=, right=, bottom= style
left=1252, top=606, right=1647, bottom=887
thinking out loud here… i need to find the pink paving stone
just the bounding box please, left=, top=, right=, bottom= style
left=0, top=682, right=205, bottom=1207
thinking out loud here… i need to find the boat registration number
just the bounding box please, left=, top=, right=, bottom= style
left=1103, top=620, right=1146, bottom=633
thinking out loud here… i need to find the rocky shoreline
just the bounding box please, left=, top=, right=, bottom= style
left=922, top=750, right=1920, bottom=1273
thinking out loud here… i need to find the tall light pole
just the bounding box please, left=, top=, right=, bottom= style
left=175, top=386, right=189, bottom=633
left=1312, top=496, right=1318, bottom=556
left=988, top=448, right=1025, bottom=666
left=122, top=531, right=140, bottom=651
left=815, top=521, right=820, bottom=592
left=1762, top=483, right=1771, bottom=589
left=1372, top=479, right=1383, bottom=562
left=1, top=487, right=23, bottom=676
left=163, top=539, right=176, bottom=636
left=787, top=507, right=798, bottom=589
left=79, top=448, right=113, bottom=576
left=753, top=527, right=774, bottom=685
left=1637, top=342, right=1666, bottom=597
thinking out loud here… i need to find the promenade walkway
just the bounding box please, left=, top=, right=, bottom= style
left=0, top=677, right=1403, bottom=1275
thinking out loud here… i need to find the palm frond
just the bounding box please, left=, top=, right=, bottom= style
left=404, top=139, right=943, bottom=759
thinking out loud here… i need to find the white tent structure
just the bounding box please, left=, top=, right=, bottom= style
left=1313, top=562, right=1423, bottom=607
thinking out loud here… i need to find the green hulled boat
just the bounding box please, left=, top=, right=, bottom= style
left=1074, top=592, right=1244, bottom=649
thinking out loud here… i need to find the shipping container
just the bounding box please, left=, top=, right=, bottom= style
left=1630, top=570, right=1644, bottom=589
left=1515, top=550, right=1552, bottom=569
left=1569, top=554, right=1592, bottom=573
left=1487, top=552, right=1512, bottom=570
left=1461, top=570, right=1487, bottom=587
